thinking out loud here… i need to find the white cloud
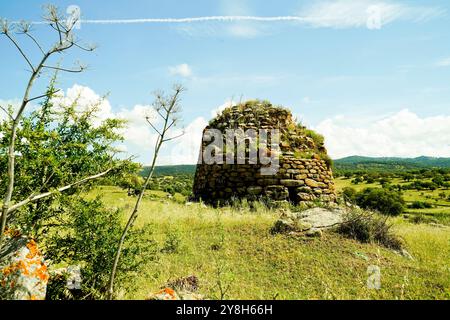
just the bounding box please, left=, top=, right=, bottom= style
left=435, top=57, right=450, bottom=67
left=210, top=99, right=236, bottom=118
left=116, top=104, right=159, bottom=149
left=169, top=63, right=193, bottom=77
left=315, top=109, right=450, bottom=159
left=162, top=117, right=208, bottom=165
left=51, top=84, right=114, bottom=127
left=299, top=0, right=444, bottom=30
left=49, top=84, right=209, bottom=165
left=50, top=84, right=160, bottom=155
left=0, top=99, right=21, bottom=122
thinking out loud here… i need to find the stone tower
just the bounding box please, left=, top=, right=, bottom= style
left=192, top=100, right=336, bottom=205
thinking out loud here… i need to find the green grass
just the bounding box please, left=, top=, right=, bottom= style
left=88, top=186, right=450, bottom=300
left=335, top=177, right=450, bottom=226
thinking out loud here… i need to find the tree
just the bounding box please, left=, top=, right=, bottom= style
left=0, top=5, right=101, bottom=245
left=342, top=187, right=357, bottom=202
left=1, top=79, right=130, bottom=239
left=432, top=176, right=444, bottom=187
left=119, top=173, right=145, bottom=196
left=354, top=188, right=405, bottom=216
left=108, top=85, right=185, bottom=298
left=351, top=176, right=363, bottom=184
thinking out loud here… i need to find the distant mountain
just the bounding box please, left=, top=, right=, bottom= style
left=142, top=156, right=450, bottom=176
left=141, top=164, right=197, bottom=176
left=334, top=156, right=450, bottom=171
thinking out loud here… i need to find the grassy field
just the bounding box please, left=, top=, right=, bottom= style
left=335, top=177, right=450, bottom=225
left=88, top=185, right=450, bottom=300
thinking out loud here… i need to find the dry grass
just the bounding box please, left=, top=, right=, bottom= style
left=88, top=186, right=450, bottom=300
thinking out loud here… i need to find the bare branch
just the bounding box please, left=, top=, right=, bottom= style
left=6, top=167, right=115, bottom=214
left=145, top=117, right=162, bottom=136
left=72, top=41, right=97, bottom=52
left=0, top=105, right=14, bottom=121
left=108, top=85, right=185, bottom=298
left=42, top=64, right=85, bottom=73
left=162, top=131, right=185, bottom=143
left=24, top=32, right=45, bottom=55
left=4, top=33, right=35, bottom=72
left=165, top=118, right=178, bottom=132
left=26, top=89, right=60, bottom=103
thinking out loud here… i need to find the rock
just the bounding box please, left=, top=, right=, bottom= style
left=280, top=179, right=304, bottom=187
left=305, top=178, right=319, bottom=188
left=166, top=275, right=199, bottom=292
left=297, top=192, right=314, bottom=201
left=271, top=207, right=345, bottom=236
left=305, top=228, right=323, bottom=238
left=0, top=232, right=49, bottom=300
left=247, top=186, right=263, bottom=195
left=147, top=288, right=180, bottom=300
left=299, top=207, right=344, bottom=229
left=147, top=274, right=204, bottom=300
left=270, top=218, right=312, bottom=234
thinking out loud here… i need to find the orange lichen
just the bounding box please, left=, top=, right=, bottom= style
left=33, top=264, right=49, bottom=283
left=4, top=228, right=21, bottom=238
left=155, top=287, right=178, bottom=300
left=26, top=240, right=39, bottom=259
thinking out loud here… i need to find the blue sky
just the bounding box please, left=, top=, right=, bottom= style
left=1, top=0, right=450, bottom=163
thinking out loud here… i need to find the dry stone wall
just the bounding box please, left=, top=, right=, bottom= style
left=192, top=101, right=336, bottom=205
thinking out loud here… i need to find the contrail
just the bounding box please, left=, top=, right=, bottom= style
left=25, top=16, right=311, bottom=25
left=81, top=16, right=309, bottom=24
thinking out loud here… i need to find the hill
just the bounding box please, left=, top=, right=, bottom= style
left=143, top=157, right=450, bottom=176
left=141, top=164, right=197, bottom=176
left=334, top=156, right=450, bottom=172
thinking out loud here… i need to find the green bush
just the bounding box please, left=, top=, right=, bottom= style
left=337, top=209, right=403, bottom=250
left=342, top=187, right=357, bottom=202
left=45, top=197, right=158, bottom=299
left=305, top=129, right=324, bottom=146
left=161, top=230, right=182, bottom=254
left=408, top=214, right=438, bottom=225
left=354, top=188, right=405, bottom=216
left=408, top=201, right=433, bottom=209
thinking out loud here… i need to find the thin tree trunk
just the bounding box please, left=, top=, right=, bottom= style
left=107, top=141, right=161, bottom=299
left=0, top=54, right=49, bottom=245
left=107, top=87, right=182, bottom=299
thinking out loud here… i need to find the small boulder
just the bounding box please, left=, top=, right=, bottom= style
left=0, top=231, right=49, bottom=300
left=305, top=178, right=319, bottom=188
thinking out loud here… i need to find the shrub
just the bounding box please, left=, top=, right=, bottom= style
left=337, top=209, right=403, bottom=250
left=304, top=129, right=325, bottom=146
left=354, top=188, right=405, bottom=216
left=45, top=196, right=158, bottom=299
left=408, top=214, right=438, bottom=225
left=161, top=230, right=182, bottom=254
left=351, top=177, right=364, bottom=184
left=408, top=201, right=433, bottom=209
left=342, top=187, right=357, bottom=202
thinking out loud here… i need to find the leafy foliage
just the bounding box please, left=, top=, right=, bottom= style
left=344, top=187, right=405, bottom=216
left=45, top=196, right=158, bottom=299
left=0, top=80, right=132, bottom=238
